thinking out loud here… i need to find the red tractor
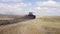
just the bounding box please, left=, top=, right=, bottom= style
left=25, top=12, right=36, bottom=19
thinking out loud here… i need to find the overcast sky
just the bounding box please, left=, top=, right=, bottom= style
left=0, top=0, right=60, bottom=16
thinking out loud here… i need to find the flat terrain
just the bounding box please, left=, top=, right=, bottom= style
left=0, top=15, right=32, bottom=25
left=0, top=16, right=60, bottom=34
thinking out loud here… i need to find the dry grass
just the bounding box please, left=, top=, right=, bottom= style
left=0, top=16, right=60, bottom=34
left=0, top=18, right=14, bottom=20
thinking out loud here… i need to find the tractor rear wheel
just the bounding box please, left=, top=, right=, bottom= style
left=32, top=15, right=36, bottom=19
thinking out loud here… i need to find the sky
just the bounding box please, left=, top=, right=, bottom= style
left=0, top=0, right=60, bottom=16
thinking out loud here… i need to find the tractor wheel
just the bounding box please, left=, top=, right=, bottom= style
left=32, top=15, right=36, bottom=19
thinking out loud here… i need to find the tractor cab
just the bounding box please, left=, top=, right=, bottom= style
left=28, top=12, right=33, bottom=16
left=25, top=12, right=36, bottom=19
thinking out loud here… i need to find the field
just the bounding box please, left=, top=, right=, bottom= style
left=0, top=15, right=31, bottom=25
left=0, top=16, right=60, bottom=34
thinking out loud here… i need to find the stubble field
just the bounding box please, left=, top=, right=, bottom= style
left=0, top=16, right=60, bottom=34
